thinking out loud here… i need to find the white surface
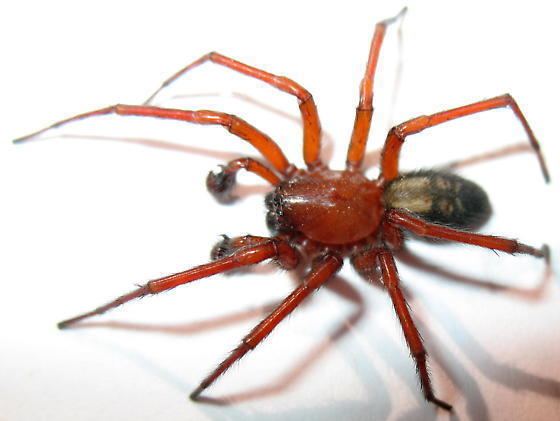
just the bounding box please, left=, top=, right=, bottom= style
left=1, top=1, right=560, bottom=420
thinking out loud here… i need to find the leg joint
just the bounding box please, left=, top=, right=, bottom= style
left=271, top=238, right=299, bottom=270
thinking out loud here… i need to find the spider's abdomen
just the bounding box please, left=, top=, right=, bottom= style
left=383, top=170, right=492, bottom=230
left=266, top=170, right=384, bottom=244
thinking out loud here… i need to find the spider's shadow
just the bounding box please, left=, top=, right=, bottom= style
left=397, top=246, right=552, bottom=301
left=393, top=246, right=558, bottom=421
left=78, top=272, right=387, bottom=420
left=362, top=140, right=533, bottom=174
left=76, top=245, right=557, bottom=421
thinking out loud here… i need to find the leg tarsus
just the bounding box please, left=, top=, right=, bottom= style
left=427, top=394, right=453, bottom=411
left=58, top=285, right=151, bottom=329
left=415, top=351, right=453, bottom=411
left=189, top=386, right=204, bottom=401
left=189, top=342, right=251, bottom=401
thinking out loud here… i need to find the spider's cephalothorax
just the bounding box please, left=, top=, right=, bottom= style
left=265, top=169, right=384, bottom=244
left=16, top=7, right=550, bottom=413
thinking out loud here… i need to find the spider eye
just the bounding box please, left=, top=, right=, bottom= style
left=264, top=191, right=282, bottom=211
left=265, top=191, right=293, bottom=234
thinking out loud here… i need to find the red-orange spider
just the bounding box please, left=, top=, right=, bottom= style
left=14, top=8, right=550, bottom=411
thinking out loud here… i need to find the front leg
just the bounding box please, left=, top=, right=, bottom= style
left=14, top=104, right=293, bottom=176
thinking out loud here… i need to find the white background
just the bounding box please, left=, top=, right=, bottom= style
left=1, top=1, right=559, bottom=420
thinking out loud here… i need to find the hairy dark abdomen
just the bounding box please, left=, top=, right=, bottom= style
left=384, top=170, right=492, bottom=230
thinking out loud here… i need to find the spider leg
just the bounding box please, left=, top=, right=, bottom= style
left=58, top=236, right=298, bottom=329
left=380, top=94, right=550, bottom=183
left=144, top=52, right=322, bottom=169
left=346, top=7, right=407, bottom=170
left=190, top=254, right=342, bottom=400
left=377, top=249, right=452, bottom=411
left=13, top=104, right=293, bottom=176
left=206, top=157, right=281, bottom=203
left=387, top=209, right=550, bottom=260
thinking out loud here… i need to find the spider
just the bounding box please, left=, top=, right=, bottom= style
left=14, top=7, right=551, bottom=411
